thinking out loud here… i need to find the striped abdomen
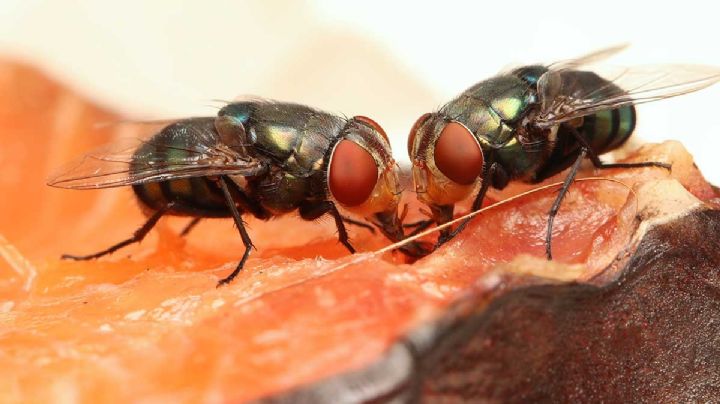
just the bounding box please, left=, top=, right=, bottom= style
left=534, top=105, right=636, bottom=182
left=130, top=118, right=231, bottom=217
left=133, top=178, right=230, bottom=218
left=532, top=70, right=637, bottom=182
left=580, top=104, right=636, bottom=155
left=561, top=69, right=637, bottom=155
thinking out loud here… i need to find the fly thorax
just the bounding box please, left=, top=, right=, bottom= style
left=449, top=100, right=527, bottom=148
left=493, top=124, right=557, bottom=181
left=254, top=167, right=312, bottom=215
left=283, top=133, right=329, bottom=176
left=250, top=123, right=300, bottom=162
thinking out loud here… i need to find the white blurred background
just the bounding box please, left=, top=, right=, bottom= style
left=1, top=0, right=719, bottom=181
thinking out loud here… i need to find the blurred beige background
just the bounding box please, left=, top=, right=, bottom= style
left=1, top=0, right=719, bottom=181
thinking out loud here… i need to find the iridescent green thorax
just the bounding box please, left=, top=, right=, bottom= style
left=216, top=102, right=348, bottom=214
left=219, top=102, right=344, bottom=177
left=512, top=64, right=548, bottom=86
left=441, top=75, right=536, bottom=147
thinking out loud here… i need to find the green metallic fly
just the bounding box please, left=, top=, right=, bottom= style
left=407, top=45, right=720, bottom=258
left=49, top=100, right=428, bottom=286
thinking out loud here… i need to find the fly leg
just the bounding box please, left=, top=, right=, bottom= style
left=546, top=148, right=588, bottom=260
left=341, top=216, right=376, bottom=235
left=333, top=207, right=356, bottom=253
left=179, top=217, right=202, bottom=237
left=400, top=198, right=434, bottom=236
left=442, top=162, right=499, bottom=244
left=216, top=176, right=254, bottom=287
left=62, top=203, right=175, bottom=261
left=565, top=125, right=672, bottom=171
left=403, top=219, right=432, bottom=229
left=405, top=220, right=434, bottom=237
left=434, top=162, right=498, bottom=249
left=545, top=125, right=671, bottom=261
left=399, top=202, right=433, bottom=236
left=299, top=201, right=355, bottom=253
left=592, top=159, right=671, bottom=170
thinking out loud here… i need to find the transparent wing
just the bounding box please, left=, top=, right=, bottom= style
left=92, top=118, right=189, bottom=132
left=48, top=117, right=266, bottom=190
left=548, top=44, right=629, bottom=70
left=500, top=44, right=629, bottom=74
left=535, top=64, right=720, bottom=127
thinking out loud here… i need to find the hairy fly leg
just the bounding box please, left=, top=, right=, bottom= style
left=299, top=201, right=356, bottom=254
left=565, top=125, right=672, bottom=171
left=216, top=176, right=255, bottom=287
left=179, top=217, right=202, bottom=237
left=341, top=215, right=376, bottom=234
left=61, top=203, right=175, bottom=261
left=544, top=148, right=588, bottom=260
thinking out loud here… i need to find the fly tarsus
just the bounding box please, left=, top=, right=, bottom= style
left=179, top=217, right=202, bottom=237
left=545, top=148, right=588, bottom=260
left=61, top=204, right=173, bottom=261
left=596, top=161, right=672, bottom=171
left=403, top=219, right=434, bottom=234
left=341, top=215, right=376, bottom=234
left=399, top=240, right=434, bottom=259
left=299, top=201, right=357, bottom=254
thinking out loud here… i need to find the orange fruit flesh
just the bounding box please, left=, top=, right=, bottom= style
left=0, top=61, right=716, bottom=402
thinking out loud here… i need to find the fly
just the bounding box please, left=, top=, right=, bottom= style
left=49, top=100, right=427, bottom=286
left=407, top=45, right=720, bottom=258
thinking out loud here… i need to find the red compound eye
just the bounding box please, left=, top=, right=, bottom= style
left=354, top=116, right=389, bottom=144
left=433, top=121, right=484, bottom=185
left=408, top=113, right=432, bottom=157
left=328, top=140, right=378, bottom=206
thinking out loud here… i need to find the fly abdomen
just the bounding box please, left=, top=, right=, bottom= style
left=545, top=69, right=637, bottom=155
left=580, top=104, right=636, bottom=154
left=539, top=104, right=636, bottom=181
left=133, top=178, right=230, bottom=217
left=130, top=117, right=232, bottom=218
